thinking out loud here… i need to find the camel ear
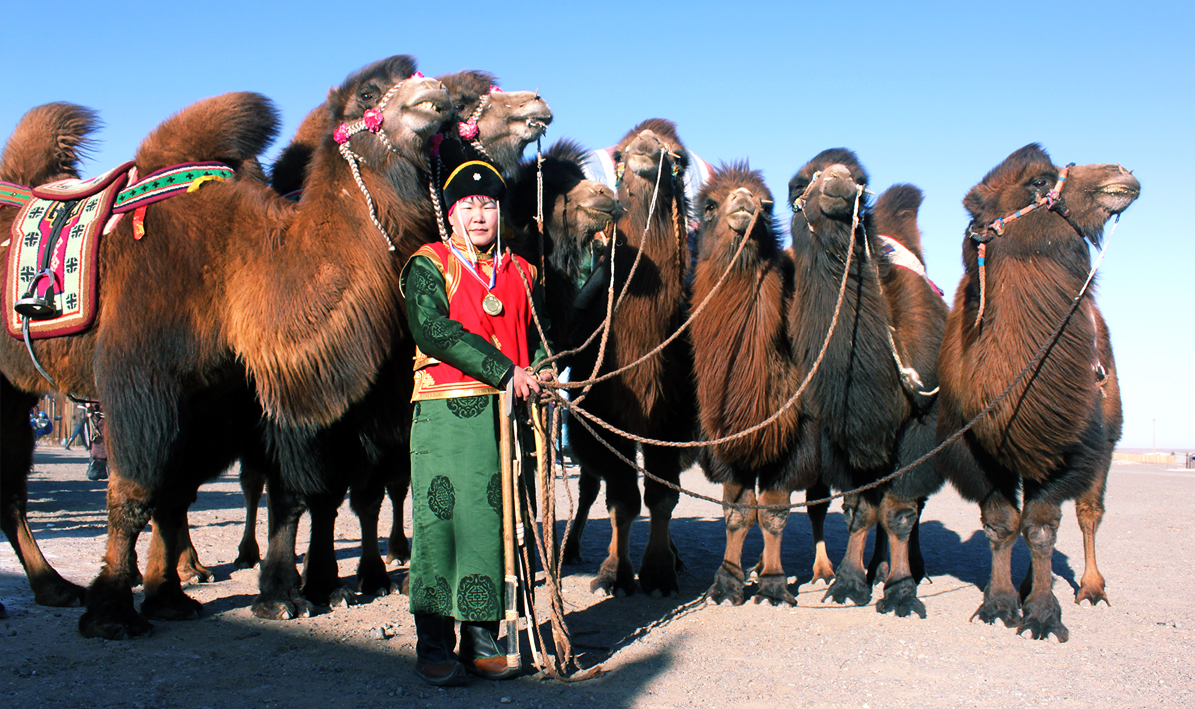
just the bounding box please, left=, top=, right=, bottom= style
left=962, top=184, right=990, bottom=220
left=788, top=174, right=808, bottom=211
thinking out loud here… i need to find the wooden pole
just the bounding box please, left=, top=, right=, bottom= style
left=498, top=386, right=520, bottom=670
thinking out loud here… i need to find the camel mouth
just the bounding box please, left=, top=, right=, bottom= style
left=399, top=88, right=451, bottom=136
left=727, top=209, right=755, bottom=233
left=1094, top=181, right=1140, bottom=215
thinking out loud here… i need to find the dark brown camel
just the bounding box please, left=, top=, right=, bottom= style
left=937, top=143, right=1138, bottom=641
left=787, top=149, right=947, bottom=618
left=561, top=119, right=697, bottom=597
left=0, top=65, right=452, bottom=638
left=229, top=64, right=553, bottom=615
left=689, top=163, right=831, bottom=606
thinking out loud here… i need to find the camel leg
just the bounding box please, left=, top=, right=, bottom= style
left=174, top=518, right=213, bottom=584
left=867, top=531, right=890, bottom=586
left=972, top=490, right=1021, bottom=628
left=591, top=468, right=639, bottom=597
left=875, top=495, right=926, bottom=618
left=1, top=380, right=87, bottom=607
left=1018, top=496, right=1067, bottom=642
left=78, top=473, right=154, bottom=639
left=824, top=493, right=877, bottom=606
left=805, top=483, right=836, bottom=585
left=139, top=485, right=204, bottom=621
left=384, top=455, right=412, bottom=564
left=908, top=498, right=928, bottom=584
left=251, top=478, right=311, bottom=620
left=638, top=444, right=683, bottom=597
left=352, top=471, right=398, bottom=596
left=1074, top=469, right=1109, bottom=606
left=706, top=482, right=757, bottom=605
left=234, top=462, right=267, bottom=568
left=755, top=488, right=796, bottom=606
left=302, top=490, right=356, bottom=608
left=562, top=467, right=601, bottom=566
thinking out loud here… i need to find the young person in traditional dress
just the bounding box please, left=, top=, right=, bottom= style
left=400, top=160, right=552, bottom=686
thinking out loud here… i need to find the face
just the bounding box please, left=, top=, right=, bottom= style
left=451, top=195, right=500, bottom=248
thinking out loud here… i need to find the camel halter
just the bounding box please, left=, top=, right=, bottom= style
left=334, top=73, right=427, bottom=252
left=967, top=163, right=1075, bottom=328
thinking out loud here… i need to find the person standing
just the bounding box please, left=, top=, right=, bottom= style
left=400, top=160, right=552, bottom=686
left=64, top=403, right=89, bottom=450
left=86, top=404, right=107, bottom=481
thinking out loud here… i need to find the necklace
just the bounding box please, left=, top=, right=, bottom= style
left=446, top=236, right=505, bottom=316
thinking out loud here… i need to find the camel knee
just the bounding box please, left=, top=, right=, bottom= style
left=842, top=495, right=877, bottom=533
left=1022, top=523, right=1057, bottom=553
left=758, top=507, right=790, bottom=536
left=883, top=505, right=917, bottom=539
left=725, top=506, right=756, bottom=533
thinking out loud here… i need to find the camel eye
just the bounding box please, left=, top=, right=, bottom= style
left=359, top=90, right=376, bottom=104
left=1030, top=177, right=1048, bottom=189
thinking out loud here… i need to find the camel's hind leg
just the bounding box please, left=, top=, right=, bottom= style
left=562, top=468, right=600, bottom=565
left=806, top=482, right=836, bottom=586
left=251, top=476, right=310, bottom=620
left=170, top=517, right=214, bottom=584
left=302, top=489, right=356, bottom=608
left=383, top=452, right=412, bottom=565
left=824, top=493, right=877, bottom=606
left=1074, top=467, right=1109, bottom=606
left=875, top=495, right=926, bottom=618
left=706, top=482, right=757, bottom=605
left=639, top=443, right=683, bottom=598
left=352, top=466, right=399, bottom=596
left=139, top=486, right=204, bottom=621
left=755, top=487, right=796, bottom=606
left=0, top=378, right=87, bottom=607
left=234, top=461, right=267, bottom=569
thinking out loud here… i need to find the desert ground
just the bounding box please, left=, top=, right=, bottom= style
left=2, top=445, right=1193, bottom=709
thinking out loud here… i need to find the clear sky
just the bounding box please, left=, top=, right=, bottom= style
left=2, top=1, right=1191, bottom=448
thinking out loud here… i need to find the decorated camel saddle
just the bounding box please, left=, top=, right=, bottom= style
left=0, top=160, right=234, bottom=339
left=876, top=234, right=944, bottom=297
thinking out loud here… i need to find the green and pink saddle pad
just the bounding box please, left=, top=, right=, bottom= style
left=0, top=160, right=234, bottom=339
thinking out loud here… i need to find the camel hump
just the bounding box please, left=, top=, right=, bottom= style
left=873, top=183, right=925, bottom=261
left=135, top=91, right=280, bottom=175
left=0, top=102, right=100, bottom=187
left=544, top=138, right=591, bottom=168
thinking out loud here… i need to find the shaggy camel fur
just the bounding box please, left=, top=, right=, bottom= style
left=689, top=163, right=831, bottom=606
left=787, top=149, right=947, bottom=618
left=0, top=64, right=452, bottom=637
left=937, top=144, right=1138, bottom=641
left=561, top=119, right=697, bottom=597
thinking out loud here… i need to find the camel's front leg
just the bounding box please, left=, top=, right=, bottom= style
left=754, top=488, right=796, bottom=606
left=875, top=494, right=926, bottom=618
left=706, top=481, right=757, bottom=605
left=79, top=473, right=154, bottom=639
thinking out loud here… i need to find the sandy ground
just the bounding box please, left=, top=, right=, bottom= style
left=2, top=446, right=1193, bottom=709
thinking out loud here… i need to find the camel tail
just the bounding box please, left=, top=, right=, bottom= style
left=873, top=183, right=925, bottom=261
left=136, top=91, right=280, bottom=175
left=0, top=102, right=101, bottom=187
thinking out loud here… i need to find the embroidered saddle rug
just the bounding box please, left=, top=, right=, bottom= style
left=1, top=161, right=234, bottom=339
left=876, top=234, right=944, bottom=298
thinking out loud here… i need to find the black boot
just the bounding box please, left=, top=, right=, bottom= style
left=413, top=614, right=466, bottom=686
left=460, top=620, right=520, bottom=680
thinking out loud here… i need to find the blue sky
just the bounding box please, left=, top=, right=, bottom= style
left=2, top=1, right=1191, bottom=448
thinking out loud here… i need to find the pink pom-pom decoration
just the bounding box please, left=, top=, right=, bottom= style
left=459, top=120, right=479, bottom=140
left=412, top=71, right=425, bottom=78
left=489, top=85, right=502, bottom=93
left=333, top=124, right=350, bottom=144
left=363, top=108, right=384, bottom=132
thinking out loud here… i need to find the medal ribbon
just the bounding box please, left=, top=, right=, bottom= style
left=446, top=238, right=503, bottom=293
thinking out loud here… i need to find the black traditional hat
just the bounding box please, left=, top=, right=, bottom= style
left=443, top=159, right=505, bottom=211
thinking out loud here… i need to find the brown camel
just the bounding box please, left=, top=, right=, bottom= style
left=229, top=64, right=553, bottom=615
left=561, top=119, right=697, bottom=597
left=0, top=63, right=452, bottom=637
left=689, top=163, right=831, bottom=606
left=787, top=149, right=947, bottom=618
left=937, top=143, right=1138, bottom=641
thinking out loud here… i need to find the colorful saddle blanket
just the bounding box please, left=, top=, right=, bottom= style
left=2, top=161, right=234, bottom=339
left=876, top=234, right=944, bottom=298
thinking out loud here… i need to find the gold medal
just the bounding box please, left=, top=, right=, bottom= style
left=483, top=293, right=503, bottom=316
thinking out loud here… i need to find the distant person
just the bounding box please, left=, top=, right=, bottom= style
left=64, top=403, right=89, bottom=450
left=86, top=405, right=107, bottom=481
left=30, top=409, right=52, bottom=441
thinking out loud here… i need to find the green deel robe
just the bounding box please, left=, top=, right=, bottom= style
left=403, top=253, right=549, bottom=621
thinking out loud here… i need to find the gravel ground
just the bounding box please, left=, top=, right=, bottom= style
left=2, top=446, right=1192, bottom=709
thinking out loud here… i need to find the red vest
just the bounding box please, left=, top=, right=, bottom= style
left=408, top=239, right=537, bottom=401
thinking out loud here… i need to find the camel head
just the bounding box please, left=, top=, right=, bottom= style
left=438, top=70, right=553, bottom=176
left=327, top=56, right=450, bottom=169
left=613, top=118, right=688, bottom=193
left=509, top=139, right=621, bottom=281
left=788, top=148, right=870, bottom=224
left=696, top=162, right=779, bottom=265
left=964, top=144, right=1140, bottom=249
